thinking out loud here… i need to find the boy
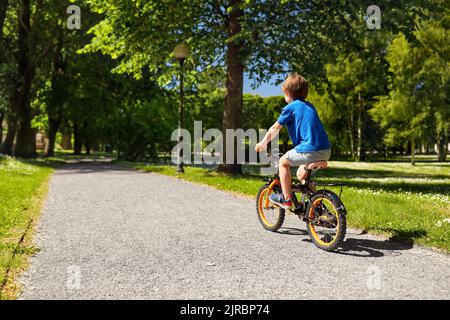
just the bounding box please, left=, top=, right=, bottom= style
left=255, top=73, right=331, bottom=209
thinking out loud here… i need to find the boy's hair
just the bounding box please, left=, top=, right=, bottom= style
left=282, top=73, right=309, bottom=99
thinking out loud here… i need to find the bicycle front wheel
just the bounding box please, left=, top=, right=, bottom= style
left=256, top=184, right=285, bottom=231
left=306, top=190, right=346, bottom=251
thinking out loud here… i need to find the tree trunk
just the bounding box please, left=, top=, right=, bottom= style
left=0, top=0, right=8, bottom=36
left=73, top=123, right=82, bottom=155
left=82, top=121, right=91, bottom=155
left=0, top=110, right=4, bottom=146
left=84, top=135, right=91, bottom=155
left=437, top=131, right=448, bottom=162
left=411, top=136, right=415, bottom=165
left=217, top=0, right=244, bottom=174
left=445, top=131, right=449, bottom=162
left=14, top=101, right=36, bottom=157
left=84, top=143, right=91, bottom=155
left=348, top=111, right=355, bottom=158
left=44, top=30, right=66, bottom=157
left=356, top=97, right=363, bottom=161
left=1, top=113, right=16, bottom=155
left=60, top=124, right=72, bottom=150
left=13, top=0, right=36, bottom=158
left=1, top=0, right=16, bottom=155
left=44, top=118, right=60, bottom=157
left=92, top=141, right=100, bottom=153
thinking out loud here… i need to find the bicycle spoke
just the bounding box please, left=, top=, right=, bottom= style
left=311, top=199, right=339, bottom=242
left=302, top=187, right=346, bottom=250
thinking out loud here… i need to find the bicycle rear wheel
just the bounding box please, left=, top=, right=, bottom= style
left=256, top=184, right=285, bottom=231
left=306, top=190, right=346, bottom=251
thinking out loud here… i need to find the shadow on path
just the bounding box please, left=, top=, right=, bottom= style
left=278, top=227, right=414, bottom=258
left=336, top=237, right=413, bottom=258
left=54, top=161, right=133, bottom=175
left=276, top=227, right=308, bottom=236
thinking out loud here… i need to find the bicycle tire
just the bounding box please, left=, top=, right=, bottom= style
left=305, top=190, right=346, bottom=251
left=256, top=184, right=285, bottom=232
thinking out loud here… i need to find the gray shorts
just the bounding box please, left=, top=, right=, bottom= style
left=285, top=148, right=331, bottom=166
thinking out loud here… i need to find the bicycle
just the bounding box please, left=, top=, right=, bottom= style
left=256, top=152, right=347, bottom=251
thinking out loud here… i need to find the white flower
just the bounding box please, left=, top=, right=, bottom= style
left=435, top=218, right=450, bottom=227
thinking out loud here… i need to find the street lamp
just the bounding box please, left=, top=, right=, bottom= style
left=174, top=43, right=189, bottom=173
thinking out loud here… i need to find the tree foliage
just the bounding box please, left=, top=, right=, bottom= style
left=0, top=1, right=447, bottom=164
left=371, top=13, right=450, bottom=162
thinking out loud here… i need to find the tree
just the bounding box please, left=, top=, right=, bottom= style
left=325, top=42, right=388, bottom=161
left=0, top=0, right=6, bottom=145
left=44, top=24, right=67, bottom=157
left=0, top=0, right=14, bottom=154
left=82, top=0, right=258, bottom=173
left=371, top=13, right=449, bottom=163
left=42, top=2, right=100, bottom=157
left=84, top=0, right=426, bottom=172
left=0, top=0, right=7, bottom=147
left=0, top=0, right=52, bottom=157
left=307, top=84, right=347, bottom=157
left=371, top=34, right=430, bottom=165
left=0, top=97, right=4, bottom=146
left=12, top=0, right=36, bottom=157
left=0, top=0, right=17, bottom=155
left=0, top=1, right=7, bottom=35
left=1, top=1, right=76, bottom=157
left=1, top=0, right=440, bottom=161
left=415, top=17, right=450, bottom=161
left=64, top=52, right=117, bottom=155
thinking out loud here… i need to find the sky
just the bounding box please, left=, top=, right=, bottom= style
left=243, top=73, right=283, bottom=97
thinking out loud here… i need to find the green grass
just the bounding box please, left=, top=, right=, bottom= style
left=0, top=157, right=58, bottom=299
left=118, top=160, right=450, bottom=252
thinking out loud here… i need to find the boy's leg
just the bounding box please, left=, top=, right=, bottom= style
left=279, top=154, right=292, bottom=200
left=297, top=165, right=316, bottom=192
left=296, top=165, right=307, bottom=184
left=269, top=153, right=293, bottom=209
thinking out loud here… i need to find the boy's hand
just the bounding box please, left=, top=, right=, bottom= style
left=255, top=143, right=266, bottom=152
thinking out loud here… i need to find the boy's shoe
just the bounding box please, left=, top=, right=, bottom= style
left=269, top=194, right=292, bottom=209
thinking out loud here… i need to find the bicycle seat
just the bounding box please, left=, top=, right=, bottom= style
left=306, top=161, right=328, bottom=170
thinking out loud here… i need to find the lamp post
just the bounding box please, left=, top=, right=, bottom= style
left=174, top=43, right=189, bottom=173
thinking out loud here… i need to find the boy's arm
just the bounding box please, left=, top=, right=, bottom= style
left=255, top=121, right=283, bottom=152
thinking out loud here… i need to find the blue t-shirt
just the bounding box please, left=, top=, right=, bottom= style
left=277, top=98, right=331, bottom=152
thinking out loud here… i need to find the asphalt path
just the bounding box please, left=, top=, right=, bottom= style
left=20, top=163, right=450, bottom=299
